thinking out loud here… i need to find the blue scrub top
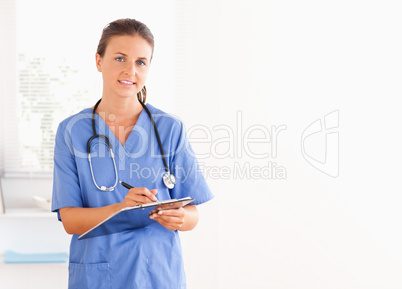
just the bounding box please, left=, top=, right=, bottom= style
left=52, top=104, right=214, bottom=289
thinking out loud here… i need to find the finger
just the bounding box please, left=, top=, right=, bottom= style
left=129, top=187, right=157, bottom=202
left=124, top=200, right=140, bottom=207
left=149, top=207, right=184, bottom=217
left=150, top=213, right=179, bottom=221
left=152, top=216, right=184, bottom=230
left=134, top=195, right=156, bottom=204
left=157, top=208, right=185, bottom=217
left=150, top=214, right=180, bottom=225
left=150, top=212, right=184, bottom=224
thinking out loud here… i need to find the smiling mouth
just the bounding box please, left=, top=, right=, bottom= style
left=119, top=80, right=135, bottom=85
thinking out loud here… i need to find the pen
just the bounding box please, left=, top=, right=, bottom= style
left=119, top=180, right=134, bottom=190
left=119, top=180, right=158, bottom=201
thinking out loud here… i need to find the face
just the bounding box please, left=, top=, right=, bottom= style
left=96, top=34, right=153, bottom=100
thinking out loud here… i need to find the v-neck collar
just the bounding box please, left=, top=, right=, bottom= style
left=92, top=106, right=148, bottom=158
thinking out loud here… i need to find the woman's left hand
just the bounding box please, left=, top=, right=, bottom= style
left=149, top=205, right=199, bottom=231
left=150, top=207, right=186, bottom=231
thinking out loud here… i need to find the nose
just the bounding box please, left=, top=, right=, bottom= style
left=125, top=61, right=136, bottom=76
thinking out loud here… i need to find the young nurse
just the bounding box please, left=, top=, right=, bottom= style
left=52, top=18, right=213, bottom=289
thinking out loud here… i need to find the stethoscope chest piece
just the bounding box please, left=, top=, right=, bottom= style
left=163, top=172, right=176, bottom=189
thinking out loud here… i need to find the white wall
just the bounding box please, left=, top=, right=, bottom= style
left=176, top=0, right=402, bottom=288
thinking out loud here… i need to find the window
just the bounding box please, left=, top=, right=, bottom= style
left=0, top=0, right=175, bottom=178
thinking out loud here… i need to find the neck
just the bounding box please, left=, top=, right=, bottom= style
left=95, top=96, right=143, bottom=123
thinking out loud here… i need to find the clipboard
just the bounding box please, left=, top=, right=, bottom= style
left=78, top=197, right=194, bottom=240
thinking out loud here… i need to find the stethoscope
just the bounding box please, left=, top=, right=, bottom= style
left=87, top=98, right=176, bottom=191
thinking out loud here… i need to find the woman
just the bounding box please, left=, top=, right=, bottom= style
left=52, top=18, right=213, bottom=289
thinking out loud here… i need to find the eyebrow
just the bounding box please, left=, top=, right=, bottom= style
left=114, top=52, right=128, bottom=57
left=114, top=52, right=149, bottom=61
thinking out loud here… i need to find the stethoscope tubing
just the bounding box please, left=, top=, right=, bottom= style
left=87, top=98, right=175, bottom=191
left=138, top=100, right=170, bottom=175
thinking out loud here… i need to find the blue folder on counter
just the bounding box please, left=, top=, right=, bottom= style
left=4, top=250, right=68, bottom=263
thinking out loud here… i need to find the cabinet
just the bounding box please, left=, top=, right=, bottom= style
left=0, top=262, right=68, bottom=289
left=0, top=179, right=71, bottom=289
left=0, top=213, right=70, bottom=288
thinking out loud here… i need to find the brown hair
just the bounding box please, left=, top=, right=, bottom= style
left=97, top=18, right=154, bottom=103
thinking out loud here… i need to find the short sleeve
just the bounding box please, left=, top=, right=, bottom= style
left=51, top=122, right=83, bottom=221
left=169, top=126, right=213, bottom=205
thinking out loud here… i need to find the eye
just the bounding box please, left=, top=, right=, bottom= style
left=136, top=60, right=146, bottom=66
left=115, top=57, right=125, bottom=62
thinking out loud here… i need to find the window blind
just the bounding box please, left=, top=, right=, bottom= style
left=3, top=55, right=92, bottom=176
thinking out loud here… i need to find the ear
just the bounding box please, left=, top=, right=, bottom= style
left=95, top=53, right=102, bottom=72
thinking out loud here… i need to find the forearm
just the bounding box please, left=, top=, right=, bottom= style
left=59, top=187, right=158, bottom=235
left=59, top=203, right=124, bottom=235
left=178, top=205, right=199, bottom=231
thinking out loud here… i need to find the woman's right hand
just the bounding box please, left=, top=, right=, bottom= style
left=121, top=187, right=158, bottom=208
left=59, top=188, right=157, bottom=235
